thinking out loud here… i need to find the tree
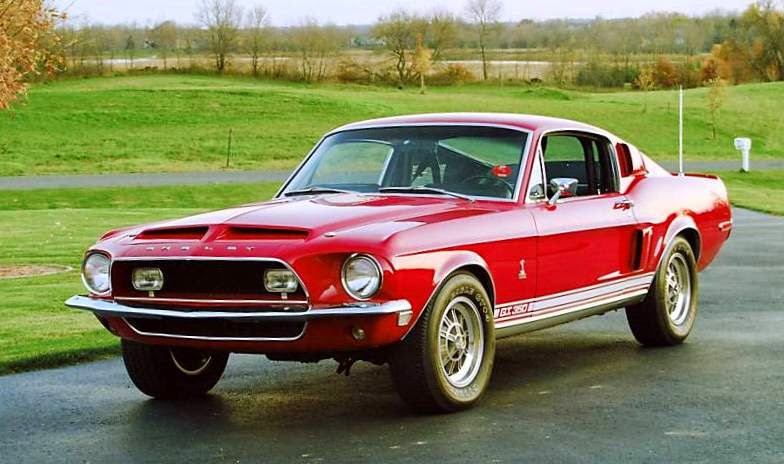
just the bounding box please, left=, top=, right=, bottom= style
left=427, top=10, right=458, bottom=62
left=149, top=21, right=179, bottom=70
left=739, top=1, right=784, bottom=81
left=0, top=0, right=63, bottom=109
left=411, top=34, right=432, bottom=94
left=465, top=0, right=502, bottom=80
left=196, top=0, right=243, bottom=73
left=125, top=34, right=136, bottom=68
left=372, top=10, right=427, bottom=85
left=289, top=19, right=344, bottom=82
left=706, top=77, right=727, bottom=140
left=245, top=5, right=269, bottom=76
left=635, top=66, right=656, bottom=112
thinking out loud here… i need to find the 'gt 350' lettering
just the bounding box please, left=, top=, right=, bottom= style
left=495, top=303, right=531, bottom=319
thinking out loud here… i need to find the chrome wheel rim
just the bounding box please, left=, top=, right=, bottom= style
left=665, top=253, right=691, bottom=326
left=438, top=296, right=484, bottom=388
left=170, top=348, right=212, bottom=376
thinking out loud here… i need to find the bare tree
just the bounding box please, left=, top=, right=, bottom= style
left=706, top=77, right=727, bottom=140
left=427, top=10, right=459, bottom=62
left=411, top=34, right=432, bottom=94
left=196, top=0, right=243, bottom=73
left=149, top=21, right=179, bottom=69
left=465, top=0, right=502, bottom=80
left=290, top=18, right=345, bottom=82
left=245, top=5, right=269, bottom=76
left=372, top=10, right=427, bottom=85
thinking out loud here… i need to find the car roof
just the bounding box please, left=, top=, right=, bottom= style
left=331, top=113, right=612, bottom=136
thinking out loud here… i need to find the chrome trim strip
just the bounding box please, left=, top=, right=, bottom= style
left=65, top=295, right=411, bottom=322
left=122, top=317, right=307, bottom=342
left=114, top=297, right=309, bottom=306
left=112, top=256, right=310, bottom=300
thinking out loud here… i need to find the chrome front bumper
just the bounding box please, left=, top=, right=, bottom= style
left=65, top=295, right=413, bottom=326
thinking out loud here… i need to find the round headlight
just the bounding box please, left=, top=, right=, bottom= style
left=82, top=253, right=111, bottom=295
left=341, top=254, right=382, bottom=300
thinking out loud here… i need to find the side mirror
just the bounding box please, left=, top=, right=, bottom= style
left=548, top=178, right=579, bottom=206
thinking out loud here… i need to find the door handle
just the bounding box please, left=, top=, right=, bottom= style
left=614, top=199, right=634, bottom=210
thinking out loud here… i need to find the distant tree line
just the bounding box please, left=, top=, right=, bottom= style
left=34, top=0, right=784, bottom=89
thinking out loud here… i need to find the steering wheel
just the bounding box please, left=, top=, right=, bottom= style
left=462, top=174, right=514, bottom=198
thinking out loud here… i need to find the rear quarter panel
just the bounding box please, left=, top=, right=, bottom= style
left=625, top=173, right=732, bottom=272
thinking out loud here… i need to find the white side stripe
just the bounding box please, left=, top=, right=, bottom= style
left=493, top=273, right=655, bottom=328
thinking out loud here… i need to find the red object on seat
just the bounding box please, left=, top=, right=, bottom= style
left=492, top=164, right=512, bottom=178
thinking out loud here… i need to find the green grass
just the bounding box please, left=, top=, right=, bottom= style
left=0, top=182, right=280, bottom=375
left=1, top=75, right=783, bottom=176
left=0, top=172, right=781, bottom=375
left=714, top=170, right=784, bottom=216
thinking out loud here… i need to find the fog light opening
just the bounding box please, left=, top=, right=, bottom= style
left=351, top=326, right=366, bottom=341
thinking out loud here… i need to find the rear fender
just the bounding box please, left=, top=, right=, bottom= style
left=651, top=214, right=700, bottom=274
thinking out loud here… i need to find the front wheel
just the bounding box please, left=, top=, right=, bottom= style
left=626, top=237, right=699, bottom=346
left=389, top=273, right=495, bottom=413
left=121, top=340, right=229, bottom=399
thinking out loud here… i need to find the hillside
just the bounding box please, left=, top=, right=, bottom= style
left=1, top=75, right=781, bottom=176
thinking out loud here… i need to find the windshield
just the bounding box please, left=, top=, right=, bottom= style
left=281, top=126, right=530, bottom=200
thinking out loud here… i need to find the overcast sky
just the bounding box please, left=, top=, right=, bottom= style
left=58, top=0, right=754, bottom=26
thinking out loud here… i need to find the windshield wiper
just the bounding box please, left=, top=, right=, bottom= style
left=378, top=186, right=473, bottom=201
left=283, top=187, right=355, bottom=197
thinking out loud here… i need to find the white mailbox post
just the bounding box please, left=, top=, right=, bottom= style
left=734, top=137, right=752, bottom=172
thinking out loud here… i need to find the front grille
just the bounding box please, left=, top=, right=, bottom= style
left=126, top=317, right=305, bottom=340
left=111, top=259, right=307, bottom=304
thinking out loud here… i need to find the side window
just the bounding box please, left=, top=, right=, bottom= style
left=541, top=133, right=617, bottom=198
left=543, top=134, right=590, bottom=196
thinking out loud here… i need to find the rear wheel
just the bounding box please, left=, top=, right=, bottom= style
left=121, top=340, right=229, bottom=399
left=389, top=273, right=495, bottom=413
left=626, top=237, right=699, bottom=346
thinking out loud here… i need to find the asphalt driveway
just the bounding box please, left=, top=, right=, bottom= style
left=0, top=208, right=782, bottom=463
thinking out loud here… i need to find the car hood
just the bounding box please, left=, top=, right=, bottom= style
left=117, top=193, right=493, bottom=244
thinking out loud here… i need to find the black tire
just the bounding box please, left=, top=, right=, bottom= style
left=389, top=272, right=495, bottom=413
left=121, top=340, right=229, bottom=399
left=626, top=236, right=699, bottom=347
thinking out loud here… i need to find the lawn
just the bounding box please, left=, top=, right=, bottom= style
left=713, top=170, right=784, bottom=216
left=0, top=173, right=779, bottom=375
left=1, top=74, right=782, bottom=176
left=0, top=182, right=280, bottom=375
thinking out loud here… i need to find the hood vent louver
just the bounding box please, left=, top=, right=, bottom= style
left=136, top=226, right=209, bottom=241
left=217, top=227, right=309, bottom=241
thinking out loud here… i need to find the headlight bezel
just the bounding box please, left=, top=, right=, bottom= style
left=341, top=253, right=383, bottom=301
left=81, top=252, right=112, bottom=296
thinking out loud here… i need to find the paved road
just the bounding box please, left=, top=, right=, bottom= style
left=0, top=208, right=782, bottom=463
left=1, top=160, right=782, bottom=190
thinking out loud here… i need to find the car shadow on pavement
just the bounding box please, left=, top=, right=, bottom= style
left=117, top=327, right=689, bottom=437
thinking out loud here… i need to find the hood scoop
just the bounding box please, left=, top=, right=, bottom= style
left=136, top=226, right=209, bottom=241
left=215, top=226, right=309, bottom=241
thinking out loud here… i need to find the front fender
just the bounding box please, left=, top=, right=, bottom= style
left=390, top=250, right=495, bottom=338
